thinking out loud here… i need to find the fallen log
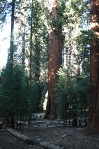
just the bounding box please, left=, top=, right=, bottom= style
left=5, top=128, right=65, bottom=149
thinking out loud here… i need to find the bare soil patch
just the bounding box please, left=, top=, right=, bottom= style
left=19, top=126, right=99, bottom=149
left=0, top=126, right=99, bottom=149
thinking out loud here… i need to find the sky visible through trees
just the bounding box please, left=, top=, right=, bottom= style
left=0, top=19, right=10, bottom=68
left=0, top=0, right=11, bottom=69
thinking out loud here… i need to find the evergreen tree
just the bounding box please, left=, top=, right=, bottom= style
left=0, top=63, right=29, bottom=127
left=0, top=0, right=9, bottom=26
left=55, top=66, right=90, bottom=124
left=88, top=0, right=99, bottom=133
left=45, top=0, right=63, bottom=119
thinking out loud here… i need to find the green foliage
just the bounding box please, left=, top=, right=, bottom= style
left=12, top=65, right=29, bottom=117
left=52, top=0, right=66, bottom=27
left=51, top=0, right=87, bottom=28
left=0, top=0, right=90, bottom=120
left=0, top=0, right=8, bottom=26
left=0, top=63, right=29, bottom=120
left=31, top=83, right=40, bottom=112
left=0, top=0, right=12, bottom=29
left=76, top=30, right=94, bottom=49
left=55, top=68, right=75, bottom=118
left=55, top=67, right=90, bottom=119
left=75, top=29, right=90, bottom=75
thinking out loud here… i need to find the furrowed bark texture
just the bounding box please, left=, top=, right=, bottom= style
left=88, top=0, right=99, bottom=133
left=45, top=0, right=63, bottom=119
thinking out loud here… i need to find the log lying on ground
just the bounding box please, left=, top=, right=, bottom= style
left=5, top=128, right=65, bottom=149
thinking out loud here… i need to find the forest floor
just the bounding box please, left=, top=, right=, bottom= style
left=0, top=113, right=99, bottom=149
left=0, top=125, right=99, bottom=149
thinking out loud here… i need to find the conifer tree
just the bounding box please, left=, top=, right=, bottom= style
left=7, top=0, right=16, bottom=128
left=88, top=0, right=99, bottom=133
left=45, top=0, right=63, bottom=119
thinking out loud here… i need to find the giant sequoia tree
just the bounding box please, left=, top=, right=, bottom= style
left=88, top=0, right=99, bottom=133
left=45, top=0, right=63, bottom=119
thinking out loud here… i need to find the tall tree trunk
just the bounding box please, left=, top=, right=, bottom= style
left=9, top=0, right=15, bottom=73
left=22, top=27, right=25, bottom=70
left=28, top=0, right=33, bottom=127
left=8, top=0, right=16, bottom=128
left=30, top=1, right=42, bottom=113
left=88, top=0, right=99, bottom=133
left=45, top=0, right=63, bottom=119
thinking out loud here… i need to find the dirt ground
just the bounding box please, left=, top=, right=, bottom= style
left=0, top=126, right=99, bottom=149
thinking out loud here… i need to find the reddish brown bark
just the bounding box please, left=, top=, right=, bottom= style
left=45, top=0, right=63, bottom=119
left=88, top=0, right=99, bottom=133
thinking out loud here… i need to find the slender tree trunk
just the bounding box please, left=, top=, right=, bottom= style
left=28, top=0, right=33, bottom=127
left=9, top=0, right=16, bottom=128
left=9, top=0, right=15, bottom=73
left=45, top=0, right=63, bottom=119
left=88, top=0, right=99, bottom=133
left=22, top=27, right=25, bottom=70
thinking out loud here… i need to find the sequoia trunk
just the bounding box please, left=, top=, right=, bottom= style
left=45, top=0, right=63, bottom=119
left=88, top=0, right=99, bottom=133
